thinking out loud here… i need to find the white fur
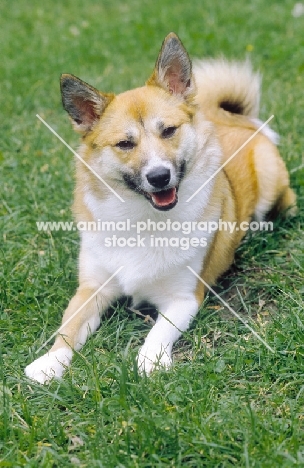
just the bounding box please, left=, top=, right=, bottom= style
left=25, top=113, right=222, bottom=382
left=250, top=118, right=280, bottom=146
left=25, top=46, right=288, bottom=383
left=26, top=54, right=268, bottom=381
left=77, top=117, right=222, bottom=372
left=25, top=347, right=73, bottom=384
left=193, top=59, right=261, bottom=117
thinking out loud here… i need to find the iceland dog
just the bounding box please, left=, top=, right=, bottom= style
left=25, top=33, right=296, bottom=383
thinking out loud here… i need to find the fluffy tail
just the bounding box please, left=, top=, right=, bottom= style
left=193, top=59, right=261, bottom=118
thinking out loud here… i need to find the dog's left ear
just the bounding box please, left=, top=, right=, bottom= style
left=147, top=32, right=194, bottom=97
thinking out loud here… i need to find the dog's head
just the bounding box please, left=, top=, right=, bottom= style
left=61, top=33, right=197, bottom=211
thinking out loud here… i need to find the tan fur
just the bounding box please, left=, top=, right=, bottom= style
left=25, top=33, right=297, bottom=382
left=194, top=59, right=261, bottom=118
left=62, top=40, right=298, bottom=356
left=195, top=116, right=296, bottom=300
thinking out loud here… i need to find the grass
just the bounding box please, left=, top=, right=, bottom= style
left=0, top=0, right=303, bottom=466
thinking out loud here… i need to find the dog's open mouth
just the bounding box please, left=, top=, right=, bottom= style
left=122, top=171, right=184, bottom=211
left=145, top=187, right=178, bottom=211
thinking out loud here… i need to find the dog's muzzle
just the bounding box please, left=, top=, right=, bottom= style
left=146, top=167, right=171, bottom=189
left=123, top=161, right=186, bottom=211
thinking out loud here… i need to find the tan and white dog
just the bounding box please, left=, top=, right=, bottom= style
left=25, top=33, right=296, bottom=383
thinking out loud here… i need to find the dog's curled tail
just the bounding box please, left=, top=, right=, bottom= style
left=193, top=59, right=261, bottom=118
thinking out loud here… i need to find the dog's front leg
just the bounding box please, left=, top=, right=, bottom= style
left=25, top=281, right=118, bottom=384
left=137, top=296, right=199, bottom=375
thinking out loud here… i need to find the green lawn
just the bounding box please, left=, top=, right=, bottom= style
left=1, top=0, right=303, bottom=466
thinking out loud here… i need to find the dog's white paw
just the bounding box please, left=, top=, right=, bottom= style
left=25, top=347, right=73, bottom=384
left=137, top=344, right=172, bottom=375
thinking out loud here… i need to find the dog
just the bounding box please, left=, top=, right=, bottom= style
left=25, top=32, right=296, bottom=383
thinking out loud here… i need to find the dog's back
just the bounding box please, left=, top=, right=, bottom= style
left=25, top=34, right=296, bottom=384
left=194, top=59, right=296, bottom=222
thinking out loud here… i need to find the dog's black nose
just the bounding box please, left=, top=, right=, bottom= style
left=146, top=167, right=171, bottom=188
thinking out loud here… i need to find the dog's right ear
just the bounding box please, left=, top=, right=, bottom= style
left=60, top=74, right=114, bottom=133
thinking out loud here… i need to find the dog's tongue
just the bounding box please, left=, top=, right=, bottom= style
left=151, top=188, right=176, bottom=207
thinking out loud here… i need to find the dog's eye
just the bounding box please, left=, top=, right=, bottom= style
left=115, top=140, right=135, bottom=150
left=161, top=126, right=177, bottom=139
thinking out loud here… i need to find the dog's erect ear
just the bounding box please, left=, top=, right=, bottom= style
left=147, top=32, right=194, bottom=97
left=60, top=74, right=114, bottom=133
